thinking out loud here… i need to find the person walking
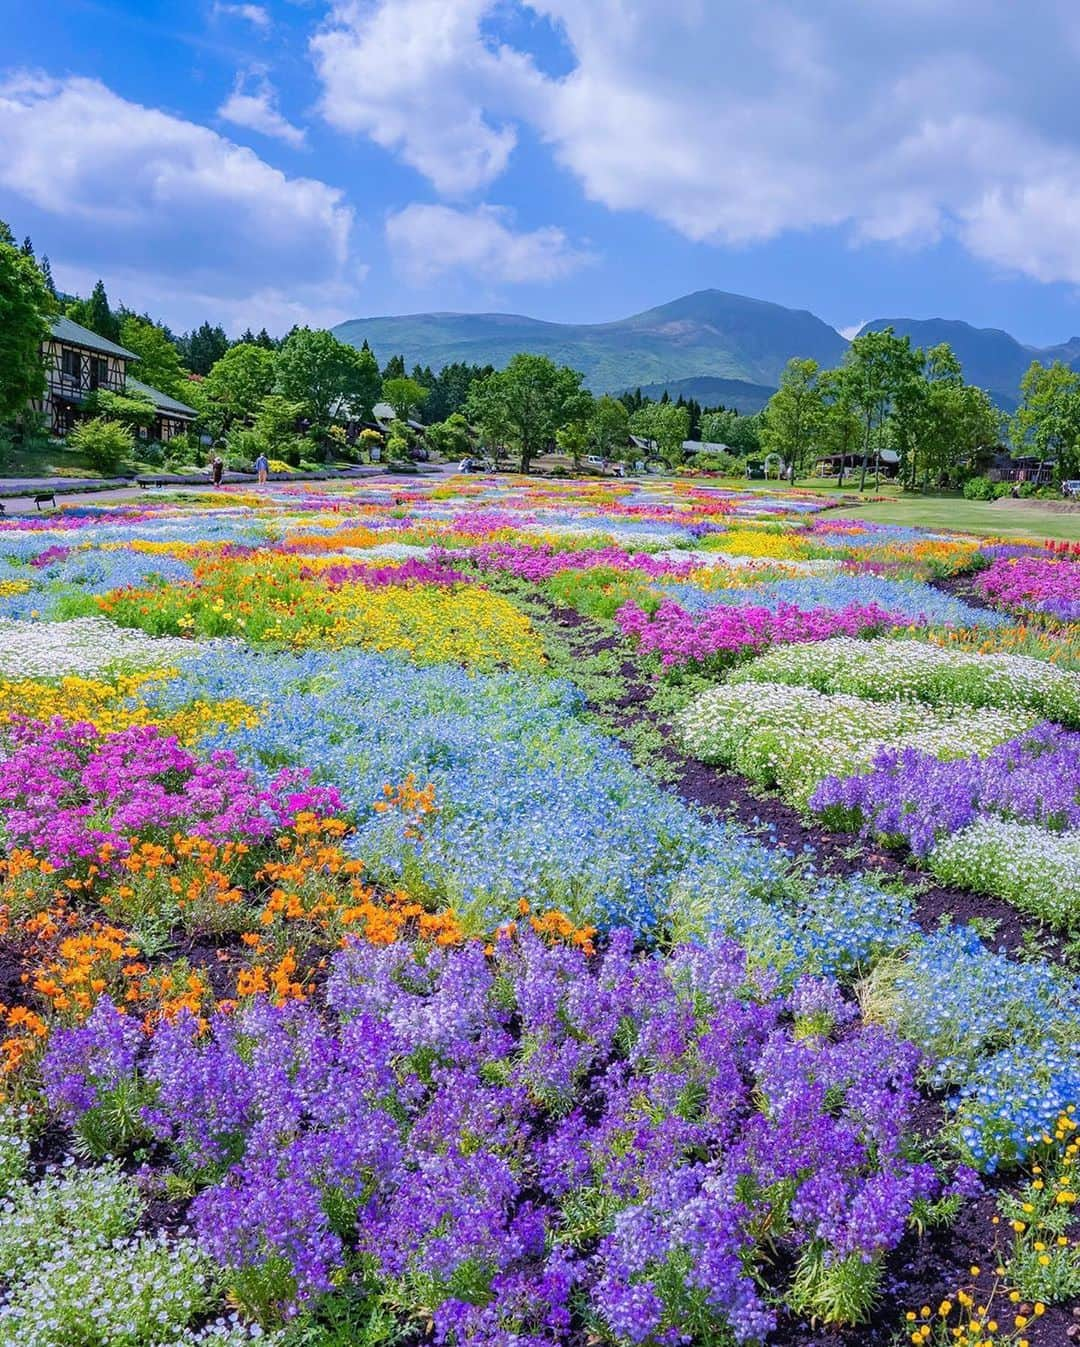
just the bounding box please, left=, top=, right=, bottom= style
left=211, top=455, right=224, bottom=489
left=255, top=451, right=269, bottom=486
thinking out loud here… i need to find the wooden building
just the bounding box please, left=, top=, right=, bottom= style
left=35, top=316, right=196, bottom=442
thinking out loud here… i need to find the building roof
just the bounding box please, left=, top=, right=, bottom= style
left=48, top=315, right=140, bottom=361
left=126, top=376, right=197, bottom=418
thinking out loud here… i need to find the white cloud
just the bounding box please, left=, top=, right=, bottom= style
left=310, top=0, right=1080, bottom=287
left=386, top=203, right=591, bottom=284
left=219, top=71, right=306, bottom=146
left=0, top=72, right=358, bottom=331
left=213, top=3, right=271, bottom=31
left=311, top=0, right=537, bottom=194
left=837, top=323, right=862, bottom=341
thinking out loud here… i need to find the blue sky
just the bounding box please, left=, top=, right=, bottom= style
left=4, top=0, right=1080, bottom=347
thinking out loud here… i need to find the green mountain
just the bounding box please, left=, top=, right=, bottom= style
left=334, top=289, right=849, bottom=398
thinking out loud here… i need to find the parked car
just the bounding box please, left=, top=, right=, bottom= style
left=1063, top=480, right=1080, bottom=499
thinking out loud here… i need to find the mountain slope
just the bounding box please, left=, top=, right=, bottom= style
left=334, top=290, right=849, bottom=397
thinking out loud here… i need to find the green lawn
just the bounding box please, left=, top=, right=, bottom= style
left=829, top=495, right=1080, bottom=543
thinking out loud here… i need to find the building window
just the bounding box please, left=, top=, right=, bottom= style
left=89, top=357, right=109, bottom=390
left=61, top=348, right=80, bottom=381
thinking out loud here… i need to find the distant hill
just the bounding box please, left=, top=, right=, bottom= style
left=334, top=289, right=849, bottom=400
left=632, top=375, right=777, bottom=413
left=855, top=317, right=1080, bottom=411
left=334, top=290, right=1080, bottom=412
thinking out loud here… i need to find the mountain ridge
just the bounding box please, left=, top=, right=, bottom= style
left=334, top=290, right=1076, bottom=412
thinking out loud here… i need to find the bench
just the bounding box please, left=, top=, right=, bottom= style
left=34, top=491, right=56, bottom=511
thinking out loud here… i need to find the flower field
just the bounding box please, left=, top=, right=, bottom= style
left=0, top=473, right=1078, bottom=1346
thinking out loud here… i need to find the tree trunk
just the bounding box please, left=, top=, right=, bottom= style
left=859, top=417, right=871, bottom=492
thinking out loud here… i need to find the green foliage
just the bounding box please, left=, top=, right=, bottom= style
left=760, top=357, right=824, bottom=478
left=0, top=236, right=55, bottom=420
left=196, top=342, right=278, bottom=436
left=181, top=320, right=230, bottom=375
left=84, top=387, right=156, bottom=430
left=963, top=476, right=995, bottom=500
left=67, top=416, right=135, bottom=474
left=787, top=1244, right=883, bottom=1325
left=629, top=401, right=691, bottom=464
left=66, top=279, right=119, bottom=342
left=277, top=328, right=380, bottom=430
left=589, top=393, right=630, bottom=459
left=699, top=407, right=761, bottom=455
left=999, top=1117, right=1080, bottom=1304
left=1011, top=360, right=1080, bottom=480
left=118, top=314, right=189, bottom=399
left=544, top=565, right=660, bottom=622
left=465, top=352, right=584, bottom=473
left=381, top=375, right=429, bottom=421
left=423, top=412, right=471, bottom=459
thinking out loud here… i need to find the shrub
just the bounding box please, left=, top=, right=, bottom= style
left=962, top=476, right=994, bottom=500
left=67, top=417, right=134, bottom=475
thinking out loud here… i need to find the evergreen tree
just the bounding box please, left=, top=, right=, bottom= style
left=182, top=322, right=230, bottom=376
left=39, top=256, right=56, bottom=298
left=381, top=353, right=406, bottom=382
left=20, top=236, right=34, bottom=258
left=68, top=279, right=120, bottom=342
left=255, top=328, right=276, bottom=350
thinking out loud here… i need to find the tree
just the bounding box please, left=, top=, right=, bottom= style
left=818, top=369, right=862, bottom=477
left=1010, top=361, right=1080, bottom=481
left=424, top=413, right=472, bottom=460
left=194, top=343, right=277, bottom=437
left=840, top=327, right=922, bottom=489
left=760, top=359, right=825, bottom=480
left=381, top=376, right=429, bottom=422
left=589, top=395, right=630, bottom=461
left=252, top=394, right=305, bottom=454
left=555, top=389, right=595, bottom=471
left=426, top=361, right=493, bottom=422
left=0, top=236, right=55, bottom=422
left=118, top=315, right=189, bottom=399
left=39, top=255, right=56, bottom=298
left=276, top=329, right=380, bottom=432
left=699, top=408, right=761, bottom=455
left=182, top=322, right=230, bottom=376
left=629, top=402, right=690, bottom=465
left=381, top=353, right=406, bottom=382
left=465, top=353, right=584, bottom=474
left=83, top=387, right=156, bottom=432
left=67, top=280, right=119, bottom=343
left=68, top=417, right=134, bottom=474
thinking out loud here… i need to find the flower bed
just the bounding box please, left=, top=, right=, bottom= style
left=1, top=478, right=1079, bottom=1344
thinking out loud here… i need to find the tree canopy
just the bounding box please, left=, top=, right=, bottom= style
left=118, top=315, right=189, bottom=400
left=0, top=237, right=55, bottom=422
left=465, top=353, right=584, bottom=473
left=277, top=329, right=380, bottom=430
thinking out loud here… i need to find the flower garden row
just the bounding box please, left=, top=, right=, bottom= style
left=0, top=475, right=1078, bottom=1346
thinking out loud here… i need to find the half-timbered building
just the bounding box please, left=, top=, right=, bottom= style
left=35, top=316, right=197, bottom=442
